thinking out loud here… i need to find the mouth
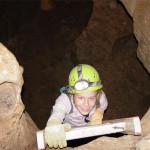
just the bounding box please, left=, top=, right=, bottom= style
left=82, top=108, right=90, bottom=112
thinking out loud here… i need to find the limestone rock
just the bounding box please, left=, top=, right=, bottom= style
left=141, top=108, right=150, bottom=136
left=136, top=133, right=150, bottom=150
left=0, top=42, right=23, bottom=88
left=120, top=0, right=150, bottom=74
left=135, top=109, right=150, bottom=150
left=119, top=0, right=136, bottom=17
left=0, top=43, right=38, bottom=150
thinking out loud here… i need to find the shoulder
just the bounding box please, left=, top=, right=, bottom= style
left=99, top=90, right=108, bottom=110
left=100, top=90, right=107, bottom=99
left=56, top=93, right=70, bottom=102
left=55, top=93, right=72, bottom=113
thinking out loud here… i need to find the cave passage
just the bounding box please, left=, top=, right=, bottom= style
left=0, top=0, right=150, bottom=148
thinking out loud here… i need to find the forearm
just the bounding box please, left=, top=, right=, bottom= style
left=47, top=104, right=66, bottom=125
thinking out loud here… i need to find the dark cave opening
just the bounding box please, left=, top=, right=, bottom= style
left=0, top=0, right=94, bottom=129
left=67, top=133, right=124, bottom=148
left=0, top=0, right=150, bottom=148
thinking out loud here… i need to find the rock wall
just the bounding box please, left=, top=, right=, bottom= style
left=0, top=0, right=150, bottom=149
left=0, top=43, right=38, bottom=150
left=75, top=0, right=133, bottom=62
left=74, top=0, right=150, bottom=124
left=120, top=0, right=150, bottom=74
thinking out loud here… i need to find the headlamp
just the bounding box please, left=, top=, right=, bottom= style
left=74, top=80, right=89, bottom=91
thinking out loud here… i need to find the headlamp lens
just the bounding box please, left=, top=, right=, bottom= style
left=74, top=80, right=89, bottom=91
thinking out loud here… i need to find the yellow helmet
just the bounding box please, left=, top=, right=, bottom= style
left=68, top=64, right=103, bottom=94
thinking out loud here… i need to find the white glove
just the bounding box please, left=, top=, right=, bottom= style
left=44, top=119, right=71, bottom=148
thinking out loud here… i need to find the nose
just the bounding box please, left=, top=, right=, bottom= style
left=84, top=99, right=89, bottom=107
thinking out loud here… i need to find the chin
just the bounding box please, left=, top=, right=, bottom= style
left=80, top=110, right=90, bottom=115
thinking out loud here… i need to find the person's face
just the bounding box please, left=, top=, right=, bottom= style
left=73, top=91, right=98, bottom=115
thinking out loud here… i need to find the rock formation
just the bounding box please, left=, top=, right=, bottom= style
left=75, top=0, right=133, bottom=62
left=0, top=43, right=38, bottom=150
left=0, top=0, right=150, bottom=149
left=120, top=0, right=150, bottom=74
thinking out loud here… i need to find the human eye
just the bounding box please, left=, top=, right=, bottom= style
left=76, top=96, right=84, bottom=102
left=78, top=96, right=84, bottom=100
left=89, top=98, right=94, bottom=101
left=89, top=97, right=96, bottom=101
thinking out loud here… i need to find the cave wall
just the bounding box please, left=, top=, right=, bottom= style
left=120, top=0, right=150, bottom=74
left=0, top=43, right=38, bottom=150
left=74, top=0, right=150, bottom=121
left=75, top=0, right=133, bottom=62
left=0, top=0, right=39, bottom=43
left=0, top=0, right=150, bottom=150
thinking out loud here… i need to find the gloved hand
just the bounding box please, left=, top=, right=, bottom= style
left=44, top=119, right=71, bottom=148
left=89, top=108, right=104, bottom=125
